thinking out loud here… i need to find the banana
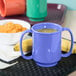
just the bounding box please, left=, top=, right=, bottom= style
left=14, top=38, right=76, bottom=54
left=61, top=38, right=76, bottom=54
left=14, top=38, right=32, bottom=52
left=61, top=38, right=68, bottom=52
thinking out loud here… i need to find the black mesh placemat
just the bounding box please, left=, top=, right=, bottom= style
left=0, top=54, right=76, bottom=76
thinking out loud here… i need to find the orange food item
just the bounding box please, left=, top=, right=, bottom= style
left=0, top=22, right=27, bottom=33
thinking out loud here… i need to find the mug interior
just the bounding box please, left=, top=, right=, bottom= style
left=32, top=23, right=62, bottom=34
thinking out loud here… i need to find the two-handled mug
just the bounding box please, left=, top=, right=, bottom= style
left=20, top=23, right=74, bottom=67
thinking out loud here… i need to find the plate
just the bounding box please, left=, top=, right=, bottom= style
left=0, top=19, right=31, bottom=45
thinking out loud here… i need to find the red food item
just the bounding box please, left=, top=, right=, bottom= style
left=0, top=0, right=26, bottom=17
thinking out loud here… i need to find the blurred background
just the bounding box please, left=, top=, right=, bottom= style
left=47, top=0, right=76, bottom=41
left=47, top=0, right=76, bottom=10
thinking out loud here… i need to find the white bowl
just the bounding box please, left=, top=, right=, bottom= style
left=0, top=19, right=31, bottom=45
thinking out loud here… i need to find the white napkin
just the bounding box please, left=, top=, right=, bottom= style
left=0, top=61, right=18, bottom=69
left=0, top=35, right=31, bottom=62
left=0, top=35, right=31, bottom=69
left=0, top=44, right=21, bottom=62
left=0, top=44, right=20, bottom=69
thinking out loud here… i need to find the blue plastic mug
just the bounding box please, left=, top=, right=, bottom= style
left=20, top=23, right=74, bottom=67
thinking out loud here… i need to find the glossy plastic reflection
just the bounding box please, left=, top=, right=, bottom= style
left=26, top=0, right=47, bottom=21
left=0, top=0, right=25, bottom=17
left=20, top=23, right=74, bottom=67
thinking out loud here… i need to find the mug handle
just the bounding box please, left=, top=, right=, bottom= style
left=20, top=30, right=33, bottom=60
left=61, top=28, right=74, bottom=57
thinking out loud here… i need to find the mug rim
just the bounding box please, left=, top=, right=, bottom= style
left=32, top=22, right=62, bottom=35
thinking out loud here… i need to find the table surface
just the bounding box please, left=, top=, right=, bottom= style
left=68, top=71, right=76, bottom=76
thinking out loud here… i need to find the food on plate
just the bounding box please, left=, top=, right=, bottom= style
left=0, top=22, right=27, bottom=33
left=61, top=38, right=76, bottom=54
left=14, top=38, right=32, bottom=52
left=14, top=38, right=76, bottom=54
